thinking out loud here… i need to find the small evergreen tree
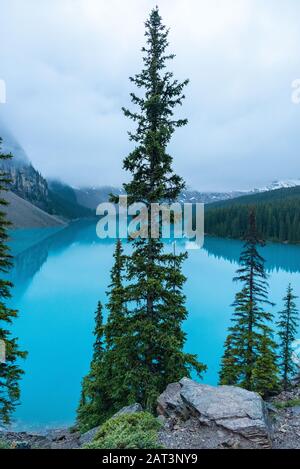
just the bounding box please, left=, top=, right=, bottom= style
left=219, top=333, right=240, bottom=385
left=92, top=301, right=105, bottom=360
left=277, top=284, right=299, bottom=390
left=219, top=209, right=277, bottom=392
left=109, top=7, right=206, bottom=411
left=77, top=241, right=127, bottom=430
left=101, top=240, right=131, bottom=412
left=105, top=240, right=126, bottom=350
left=0, top=138, right=27, bottom=425
left=250, top=329, right=280, bottom=397
left=77, top=301, right=109, bottom=431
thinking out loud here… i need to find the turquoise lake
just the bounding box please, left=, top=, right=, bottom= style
left=6, top=219, right=300, bottom=431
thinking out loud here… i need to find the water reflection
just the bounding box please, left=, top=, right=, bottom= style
left=9, top=220, right=300, bottom=299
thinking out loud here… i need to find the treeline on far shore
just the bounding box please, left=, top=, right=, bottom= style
left=205, top=186, right=300, bottom=244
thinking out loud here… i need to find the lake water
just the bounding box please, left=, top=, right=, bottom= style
left=6, top=219, right=300, bottom=431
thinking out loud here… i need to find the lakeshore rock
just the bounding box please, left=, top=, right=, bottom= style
left=157, top=378, right=271, bottom=448
left=79, top=426, right=101, bottom=446
left=113, top=403, right=143, bottom=417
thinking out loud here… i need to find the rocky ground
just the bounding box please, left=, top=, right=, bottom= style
left=3, top=191, right=65, bottom=229
left=1, top=379, right=300, bottom=450
left=158, top=417, right=256, bottom=449
left=157, top=402, right=300, bottom=450
left=0, top=429, right=81, bottom=449
left=270, top=387, right=300, bottom=449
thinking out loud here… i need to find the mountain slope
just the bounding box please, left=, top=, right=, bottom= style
left=3, top=191, right=66, bottom=229
left=48, top=185, right=93, bottom=220
left=0, top=124, right=93, bottom=222
left=252, top=179, right=300, bottom=193
left=73, top=180, right=300, bottom=209
left=206, top=185, right=300, bottom=209
left=74, top=186, right=125, bottom=209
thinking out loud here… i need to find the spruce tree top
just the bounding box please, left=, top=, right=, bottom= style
left=120, top=7, right=188, bottom=205
left=234, top=209, right=274, bottom=312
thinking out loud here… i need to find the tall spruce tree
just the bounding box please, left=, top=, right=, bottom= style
left=219, top=209, right=278, bottom=392
left=109, top=7, right=206, bottom=411
left=0, top=138, right=27, bottom=425
left=277, top=284, right=299, bottom=390
left=76, top=301, right=109, bottom=431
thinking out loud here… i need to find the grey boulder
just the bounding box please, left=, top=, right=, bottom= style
left=113, top=403, right=143, bottom=418
left=79, top=426, right=100, bottom=446
left=158, top=378, right=271, bottom=448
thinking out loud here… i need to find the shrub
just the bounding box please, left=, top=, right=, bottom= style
left=85, top=412, right=162, bottom=449
left=0, top=439, right=10, bottom=449
left=274, top=399, right=300, bottom=409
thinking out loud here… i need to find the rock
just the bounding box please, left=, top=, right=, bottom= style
left=157, top=378, right=272, bottom=448
left=79, top=426, right=101, bottom=446
left=219, top=436, right=241, bottom=449
left=45, top=429, right=80, bottom=449
left=47, top=429, right=68, bottom=441
left=157, top=383, right=190, bottom=420
left=290, top=406, right=300, bottom=416
left=156, top=415, right=166, bottom=426
left=11, top=441, right=31, bottom=449
left=113, top=403, right=143, bottom=418
left=265, top=402, right=278, bottom=414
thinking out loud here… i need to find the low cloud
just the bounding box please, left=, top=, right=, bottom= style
left=0, top=0, right=300, bottom=190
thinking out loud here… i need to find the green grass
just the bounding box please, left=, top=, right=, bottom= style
left=274, top=399, right=300, bottom=409
left=84, top=412, right=163, bottom=449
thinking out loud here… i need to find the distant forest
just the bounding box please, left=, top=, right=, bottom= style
left=205, top=186, right=300, bottom=243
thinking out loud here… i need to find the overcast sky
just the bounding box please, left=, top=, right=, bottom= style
left=1, top=0, right=300, bottom=191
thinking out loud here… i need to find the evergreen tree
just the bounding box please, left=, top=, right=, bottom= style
left=0, top=138, right=27, bottom=425
left=101, top=239, right=131, bottom=411
left=77, top=301, right=108, bottom=431
left=277, top=284, right=299, bottom=390
left=77, top=241, right=127, bottom=429
left=219, top=209, right=277, bottom=392
left=250, top=329, right=280, bottom=397
left=205, top=187, right=300, bottom=244
left=105, top=240, right=126, bottom=350
left=109, top=7, right=206, bottom=411
left=219, top=334, right=240, bottom=385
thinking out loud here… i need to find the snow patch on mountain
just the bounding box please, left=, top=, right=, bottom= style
left=252, top=179, right=300, bottom=193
